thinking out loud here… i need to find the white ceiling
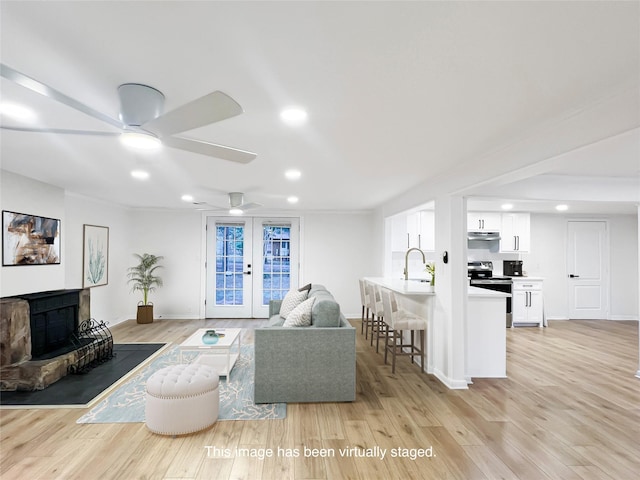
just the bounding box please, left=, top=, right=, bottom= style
left=1, top=1, right=639, bottom=213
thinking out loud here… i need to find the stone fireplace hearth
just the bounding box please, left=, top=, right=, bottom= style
left=0, top=289, right=95, bottom=391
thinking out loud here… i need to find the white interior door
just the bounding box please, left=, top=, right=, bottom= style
left=206, top=217, right=299, bottom=318
left=567, top=221, right=609, bottom=319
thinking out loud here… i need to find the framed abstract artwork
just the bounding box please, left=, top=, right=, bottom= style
left=2, top=210, right=61, bottom=266
left=83, top=224, right=109, bottom=287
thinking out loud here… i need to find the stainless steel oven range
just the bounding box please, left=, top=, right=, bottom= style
left=468, top=261, right=513, bottom=327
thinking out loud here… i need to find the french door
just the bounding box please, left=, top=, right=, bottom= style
left=205, top=217, right=299, bottom=318
left=567, top=220, right=609, bottom=319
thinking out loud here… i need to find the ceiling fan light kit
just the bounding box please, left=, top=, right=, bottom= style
left=0, top=101, right=36, bottom=122
left=119, top=130, right=162, bottom=150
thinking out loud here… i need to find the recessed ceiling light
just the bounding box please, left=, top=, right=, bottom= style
left=130, top=170, right=149, bottom=180
left=0, top=102, right=36, bottom=122
left=181, top=194, right=194, bottom=202
left=285, top=169, right=302, bottom=180
left=229, top=208, right=243, bottom=215
left=120, top=131, right=162, bottom=150
left=501, top=203, right=514, bottom=210
left=280, top=107, right=308, bottom=126
left=555, top=204, right=569, bottom=211
left=287, top=196, right=299, bottom=204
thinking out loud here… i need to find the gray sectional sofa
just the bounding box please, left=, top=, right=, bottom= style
left=254, top=284, right=356, bottom=404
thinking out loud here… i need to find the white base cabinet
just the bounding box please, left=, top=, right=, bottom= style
left=512, top=279, right=544, bottom=327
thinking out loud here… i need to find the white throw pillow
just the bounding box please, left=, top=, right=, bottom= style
left=283, top=297, right=316, bottom=327
left=279, top=289, right=309, bottom=319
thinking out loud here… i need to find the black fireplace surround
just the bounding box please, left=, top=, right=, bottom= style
left=20, top=290, right=80, bottom=360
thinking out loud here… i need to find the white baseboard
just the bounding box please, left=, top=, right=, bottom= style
left=155, top=314, right=201, bottom=320
left=609, top=315, right=639, bottom=321
left=432, top=368, right=469, bottom=390
left=546, top=315, right=638, bottom=321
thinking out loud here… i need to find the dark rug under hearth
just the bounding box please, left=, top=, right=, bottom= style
left=0, top=343, right=166, bottom=408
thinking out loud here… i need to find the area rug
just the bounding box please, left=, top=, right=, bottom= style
left=76, top=344, right=285, bottom=423
left=0, top=343, right=167, bottom=408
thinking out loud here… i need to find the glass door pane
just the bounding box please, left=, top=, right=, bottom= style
left=206, top=218, right=252, bottom=318
left=262, top=224, right=291, bottom=304
left=252, top=218, right=299, bottom=318
left=215, top=224, right=244, bottom=306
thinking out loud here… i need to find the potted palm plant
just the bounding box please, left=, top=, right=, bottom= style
left=127, top=253, right=164, bottom=324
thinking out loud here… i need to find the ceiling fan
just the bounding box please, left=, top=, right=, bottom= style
left=194, top=192, right=262, bottom=214
left=0, top=63, right=256, bottom=164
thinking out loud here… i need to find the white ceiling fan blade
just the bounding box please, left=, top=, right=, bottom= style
left=162, top=136, right=256, bottom=163
left=0, top=63, right=122, bottom=129
left=143, top=90, right=243, bottom=137
left=192, top=201, right=227, bottom=210
left=238, top=202, right=262, bottom=211
left=0, top=125, right=119, bottom=136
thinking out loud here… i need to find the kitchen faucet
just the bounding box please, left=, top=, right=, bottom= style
left=403, top=247, right=426, bottom=281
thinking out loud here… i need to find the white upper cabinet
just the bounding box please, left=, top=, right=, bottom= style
left=467, top=212, right=502, bottom=231
left=419, top=210, right=435, bottom=251
left=390, top=214, right=409, bottom=251
left=390, top=211, right=435, bottom=252
left=500, top=213, right=530, bottom=253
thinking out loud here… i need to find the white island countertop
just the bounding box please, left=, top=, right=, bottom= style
left=365, top=277, right=510, bottom=298
left=365, top=277, right=435, bottom=295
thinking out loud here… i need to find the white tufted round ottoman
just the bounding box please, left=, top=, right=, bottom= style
left=145, top=363, right=219, bottom=435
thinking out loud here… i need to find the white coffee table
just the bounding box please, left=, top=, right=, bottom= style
left=178, top=328, right=242, bottom=379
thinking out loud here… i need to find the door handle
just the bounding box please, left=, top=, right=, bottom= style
left=568, top=274, right=580, bottom=278
left=243, top=271, right=252, bottom=275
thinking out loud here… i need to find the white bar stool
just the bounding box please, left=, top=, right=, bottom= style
left=358, top=278, right=370, bottom=337
left=380, top=288, right=427, bottom=374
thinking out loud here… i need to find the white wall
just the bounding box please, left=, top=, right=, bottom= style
left=64, top=192, right=132, bottom=326
left=128, top=209, right=203, bottom=319
left=301, top=212, right=375, bottom=317
left=121, top=210, right=375, bottom=320
left=609, top=214, right=639, bottom=319
left=1, top=171, right=65, bottom=295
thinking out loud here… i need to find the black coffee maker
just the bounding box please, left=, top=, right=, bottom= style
left=503, top=260, right=523, bottom=277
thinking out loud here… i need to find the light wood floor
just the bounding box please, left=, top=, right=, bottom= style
left=1, top=318, right=639, bottom=480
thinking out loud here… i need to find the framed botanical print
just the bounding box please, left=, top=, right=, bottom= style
left=83, top=224, right=109, bottom=287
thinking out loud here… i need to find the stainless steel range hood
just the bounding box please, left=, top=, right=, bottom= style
left=467, top=231, right=501, bottom=241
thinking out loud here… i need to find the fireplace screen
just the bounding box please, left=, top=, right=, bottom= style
left=2, top=210, right=61, bottom=265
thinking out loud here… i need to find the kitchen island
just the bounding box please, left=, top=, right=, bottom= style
left=364, top=277, right=509, bottom=381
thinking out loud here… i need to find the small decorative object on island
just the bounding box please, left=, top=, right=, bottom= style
left=127, top=253, right=163, bottom=324
left=202, top=330, right=219, bottom=345
left=425, top=262, right=436, bottom=286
